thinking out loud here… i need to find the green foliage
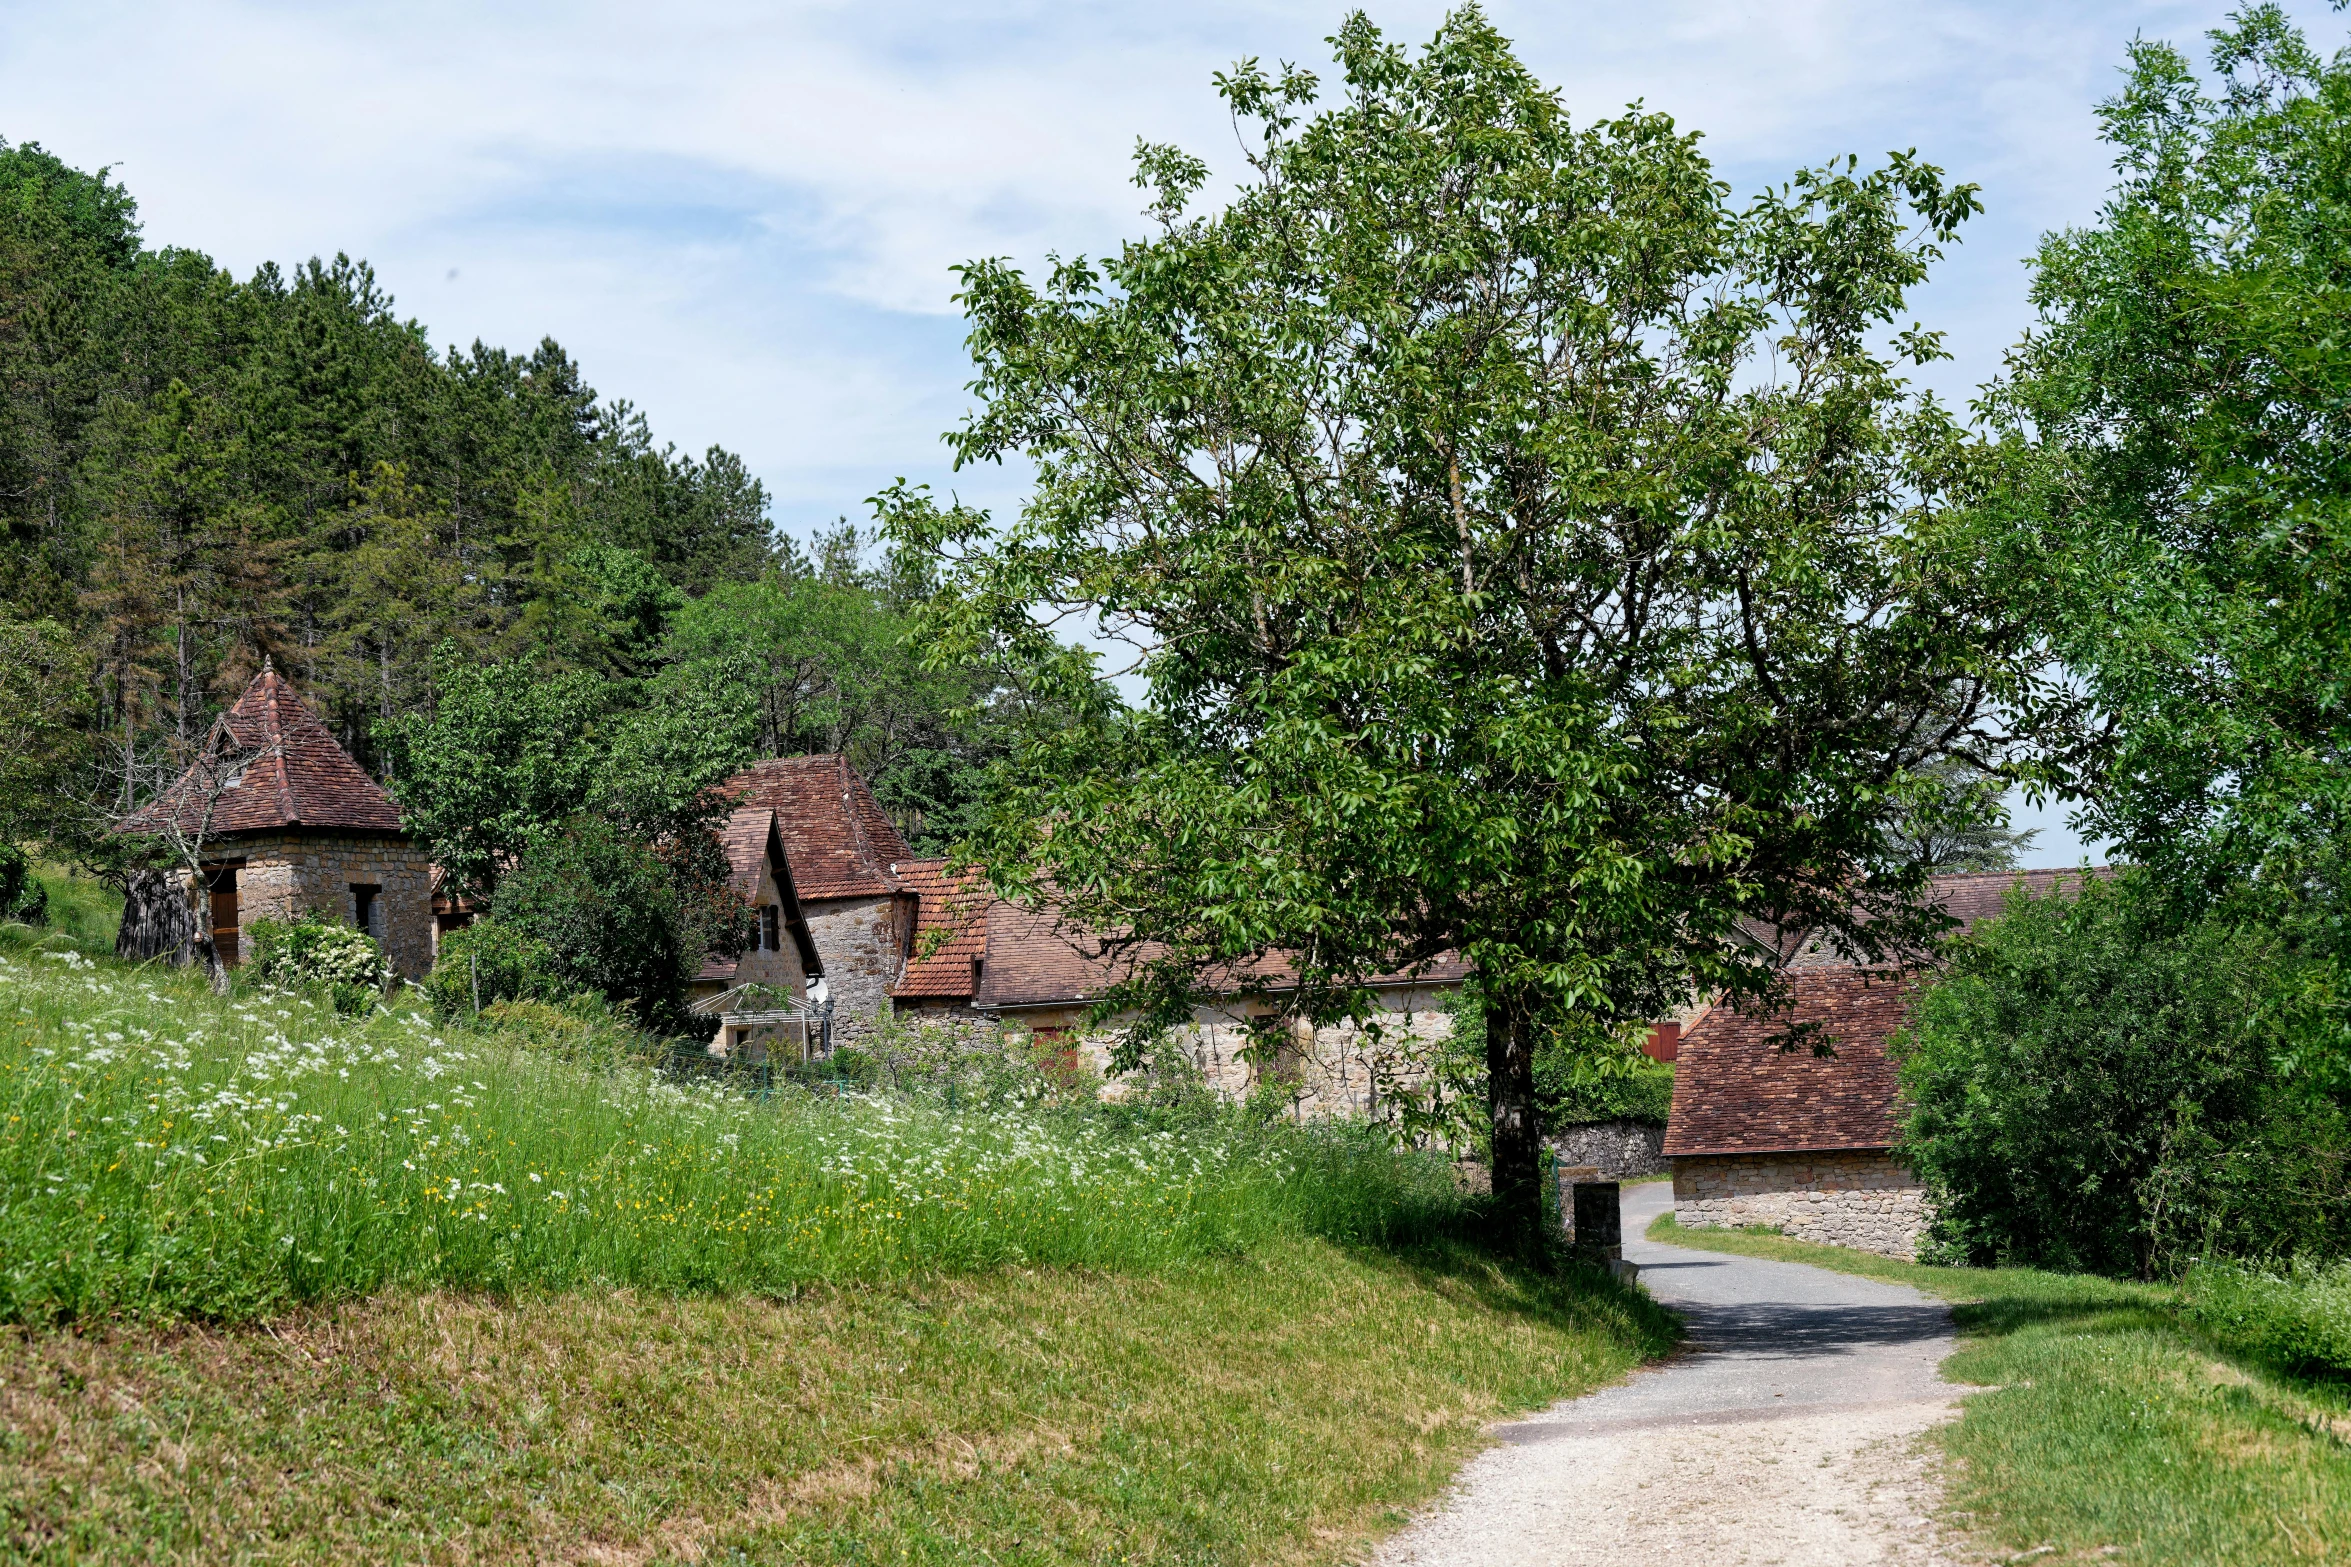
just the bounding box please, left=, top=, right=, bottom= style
left=884, top=9, right=2028, bottom=1230
left=0, top=620, right=91, bottom=848
left=473, top=995, right=655, bottom=1072
left=0, top=946, right=1485, bottom=1324
left=2180, top=1256, right=2351, bottom=1377
left=1541, top=1055, right=1675, bottom=1128
left=374, top=650, right=610, bottom=901
left=246, top=913, right=392, bottom=1016
left=1411, top=982, right=1672, bottom=1143
left=492, top=816, right=691, bottom=1029
left=0, top=844, right=47, bottom=926
left=417, top=918, right=559, bottom=1020
left=1896, top=871, right=2351, bottom=1275
left=1989, top=8, right=2351, bottom=904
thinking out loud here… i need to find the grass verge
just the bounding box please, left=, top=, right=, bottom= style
left=0, top=1236, right=1671, bottom=1565
left=1649, top=1212, right=2351, bottom=1564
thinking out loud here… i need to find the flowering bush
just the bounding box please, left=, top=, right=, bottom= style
left=247, top=913, right=392, bottom=1015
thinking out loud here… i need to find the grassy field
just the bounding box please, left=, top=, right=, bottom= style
left=1650, top=1214, right=2351, bottom=1565
left=0, top=911, right=1674, bottom=1563
left=0, top=934, right=1466, bottom=1322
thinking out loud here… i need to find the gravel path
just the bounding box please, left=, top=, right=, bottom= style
left=1371, top=1183, right=1976, bottom=1566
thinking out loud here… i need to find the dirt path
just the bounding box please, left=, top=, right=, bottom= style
left=1370, top=1183, right=1975, bottom=1566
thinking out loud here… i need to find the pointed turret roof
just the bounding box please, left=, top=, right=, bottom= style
left=122, top=664, right=405, bottom=838
left=724, top=754, right=912, bottom=901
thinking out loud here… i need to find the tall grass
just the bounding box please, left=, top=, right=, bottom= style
left=0, top=943, right=1470, bottom=1324
left=2179, top=1256, right=2351, bottom=1376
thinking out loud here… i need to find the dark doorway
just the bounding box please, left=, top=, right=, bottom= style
left=206, top=864, right=241, bottom=965
left=351, top=884, right=381, bottom=942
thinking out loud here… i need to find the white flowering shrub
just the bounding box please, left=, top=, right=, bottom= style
left=247, top=914, right=392, bottom=1014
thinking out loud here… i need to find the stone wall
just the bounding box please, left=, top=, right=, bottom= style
left=1671, top=1150, right=1931, bottom=1260
left=1549, top=1120, right=1668, bottom=1179
left=1005, top=987, right=1457, bottom=1117
left=805, top=894, right=912, bottom=1048
left=209, top=832, right=433, bottom=979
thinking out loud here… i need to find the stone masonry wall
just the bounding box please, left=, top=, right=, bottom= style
left=1015, top=988, right=1457, bottom=1118
left=217, top=832, right=433, bottom=979
left=1672, top=1150, right=1931, bottom=1260
left=806, top=894, right=910, bottom=1048
left=1549, top=1120, right=1668, bottom=1179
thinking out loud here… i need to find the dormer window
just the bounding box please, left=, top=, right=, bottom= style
left=759, top=904, right=780, bottom=954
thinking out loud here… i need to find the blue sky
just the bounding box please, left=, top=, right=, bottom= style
left=10, top=0, right=2343, bottom=861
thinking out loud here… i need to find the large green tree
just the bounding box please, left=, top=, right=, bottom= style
left=885, top=8, right=2028, bottom=1230
left=1990, top=7, right=2351, bottom=898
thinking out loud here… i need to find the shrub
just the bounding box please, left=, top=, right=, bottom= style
left=421, top=918, right=559, bottom=1020
left=1542, top=1056, right=1673, bottom=1127
left=0, top=844, right=46, bottom=926
left=2179, top=1257, right=2351, bottom=1377
left=1895, top=870, right=2351, bottom=1276
left=247, top=913, right=392, bottom=1015
left=493, top=816, right=689, bottom=1027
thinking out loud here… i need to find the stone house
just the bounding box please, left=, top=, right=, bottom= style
left=890, top=871, right=1464, bottom=1113
left=1665, top=867, right=2105, bottom=1259
left=1664, top=967, right=1930, bottom=1258
left=122, top=664, right=434, bottom=978
left=722, top=755, right=918, bottom=1047
left=687, top=805, right=824, bottom=1061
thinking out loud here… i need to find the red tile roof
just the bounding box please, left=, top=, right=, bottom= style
left=1773, top=866, right=2112, bottom=967
left=1663, top=968, right=1920, bottom=1157
left=723, top=755, right=911, bottom=902
left=966, top=898, right=1469, bottom=1011
left=121, top=665, right=404, bottom=839
left=891, top=858, right=990, bottom=999
left=1669, top=868, right=2109, bottom=1158
left=694, top=805, right=822, bottom=982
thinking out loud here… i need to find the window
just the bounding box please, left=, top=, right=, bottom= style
left=760, top=904, right=780, bottom=954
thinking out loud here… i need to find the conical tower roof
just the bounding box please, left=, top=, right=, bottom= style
left=122, top=663, right=405, bottom=838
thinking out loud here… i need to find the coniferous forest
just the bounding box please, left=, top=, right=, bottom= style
left=0, top=138, right=1010, bottom=875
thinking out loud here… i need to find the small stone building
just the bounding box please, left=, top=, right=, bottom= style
left=1664, top=968, right=1931, bottom=1258
left=723, top=756, right=918, bottom=1047
left=1665, top=868, right=2108, bottom=1259
left=123, top=664, right=434, bottom=978
left=889, top=857, right=994, bottom=1030
left=687, top=806, right=824, bottom=1061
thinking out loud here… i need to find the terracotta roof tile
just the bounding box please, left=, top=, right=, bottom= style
left=1669, top=868, right=2109, bottom=1157
left=1663, top=969, right=1919, bottom=1157
left=724, top=755, right=910, bottom=902
left=969, top=899, right=1469, bottom=1011
left=121, top=666, right=403, bottom=839
left=890, top=858, right=990, bottom=999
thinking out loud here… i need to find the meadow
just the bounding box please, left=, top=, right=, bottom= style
left=0, top=891, right=1673, bottom=1563
left=0, top=930, right=1461, bottom=1324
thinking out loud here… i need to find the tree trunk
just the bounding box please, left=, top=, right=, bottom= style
left=116, top=867, right=201, bottom=967
left=1486, top=985, right=1545, bottom=1241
